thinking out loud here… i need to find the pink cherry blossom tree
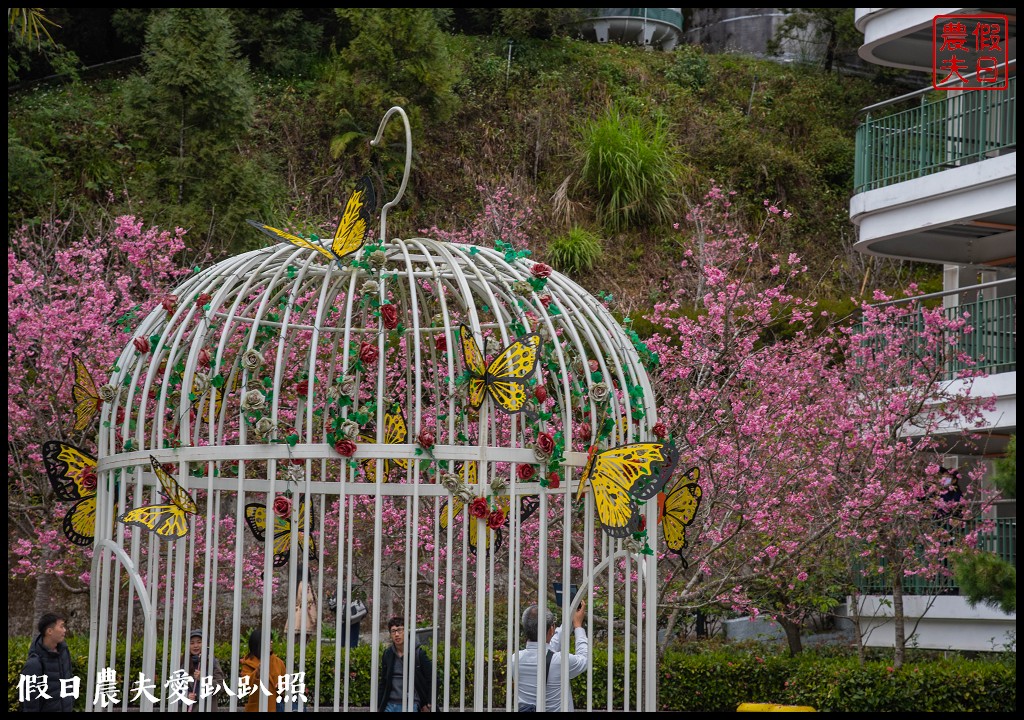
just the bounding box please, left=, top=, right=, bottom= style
left=8, top=215, right=193, bottom=620
left=646, top=186, right=996, bottom=663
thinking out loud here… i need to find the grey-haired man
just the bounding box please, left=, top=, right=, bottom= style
left=515, top=600, right=588, bottom=712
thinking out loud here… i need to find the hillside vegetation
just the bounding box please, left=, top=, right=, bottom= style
left=8, top=11, right=928, bottom=315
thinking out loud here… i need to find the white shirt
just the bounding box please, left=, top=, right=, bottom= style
left=516, top=626, right=589, bottom=712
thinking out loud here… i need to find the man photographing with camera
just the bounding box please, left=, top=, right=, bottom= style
left=515, top=599, right=589, bottom=712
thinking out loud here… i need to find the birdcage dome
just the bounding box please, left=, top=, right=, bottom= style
left=96, top=236, right=659, bottom=481
left=87, top=108, right=665, bottom=713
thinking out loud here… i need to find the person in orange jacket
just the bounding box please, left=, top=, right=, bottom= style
left=239, top=629, right=287, bottom=712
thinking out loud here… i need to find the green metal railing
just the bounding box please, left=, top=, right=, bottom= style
left=853, top=292, right=1016, bottom=380
left=586, top=8, right=684, bottom=29
left=854, top=517, right=1017, bottom=596
left=855, top=75, right=1016, bottom=192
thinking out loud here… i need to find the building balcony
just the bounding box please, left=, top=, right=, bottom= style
left=854, top=76, right=1016, bottom=194
left=853, top=284, right=1017, bottom=381
left=853, top=517, right=1017, bottom=596
left=852, top=281, right=1016, bottom=455
left=850, top=74, right=1016, bottom=265
left=855, top=8, right=1018, bottom=72
left=577, top=8, right=684, bottom=51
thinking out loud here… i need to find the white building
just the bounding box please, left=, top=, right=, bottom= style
left=848, top=7, right=1016, bottom=652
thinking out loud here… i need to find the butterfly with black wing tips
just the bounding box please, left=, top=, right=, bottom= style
left=658, top=466, right=702, bottom=560
left=244, top=501, right=317, bottom=567
left=459, top=325, right=541, bottom=414
left=71, top=355, right=102, bottom=432
left=359, top=405, right=410, bottom=481
left=118, top=457, right=198, bottom=540
left=248, top=175, right=376, bottom=266
left=43, top=440, right=117, bottom=546
left=575, top=441, right=677, bottom=538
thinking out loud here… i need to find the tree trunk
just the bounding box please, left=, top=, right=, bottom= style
left=851, top=595, right=867, bottom=665
left=823, top=25, right=838, bottom=73
left=33, top=567, right=55, bottom=633
left=892, top=570, right=906, bottom=669
left=779, top=616, right=803, bottom=656
left=658, top=607, right=681, bottom=661
left=178, top=92, right=186, bottom=205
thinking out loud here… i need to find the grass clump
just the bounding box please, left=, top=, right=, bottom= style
left=548, top=225, right=603, bottom=275
left=577, top=105, right=677, bottom=233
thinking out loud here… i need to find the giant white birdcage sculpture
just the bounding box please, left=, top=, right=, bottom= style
left=86, top=108, right=666, bottom=712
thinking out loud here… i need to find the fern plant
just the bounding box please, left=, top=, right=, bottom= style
left=548, top=226, right=603, bottom=275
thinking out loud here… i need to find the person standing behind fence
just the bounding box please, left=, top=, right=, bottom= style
left=20, top=612, right=74, bottom=712
left=240, top=628, right=287, bottom=712
left=294, top=562, right=318, bottom=645
left=515, top=600, right=588, bottom=712
left=184, top=628, right=225, bottom=711
left=377, top=616, right=434, bottom=712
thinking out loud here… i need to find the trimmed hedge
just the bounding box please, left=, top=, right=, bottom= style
left=8, top=637, right=1015, bottom=711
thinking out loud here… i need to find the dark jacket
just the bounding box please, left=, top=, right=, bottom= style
left=20, top=634, right=74, bottom=712
left=184, top=652, right=226, bottom=712
left=376, top=644, right=434, bottom=711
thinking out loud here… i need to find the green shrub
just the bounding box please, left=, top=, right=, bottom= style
left=548, top=226, right=603, bottom=275
left=666, top=45, right=711, bottom=92
left=577, top=106, right=678, bottom=232
left=9, top=637, right=1014, bottom=711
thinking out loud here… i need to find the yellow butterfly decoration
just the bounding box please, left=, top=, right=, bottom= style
left=359, top=405, right=410, bottom=481
left=575, top=442, right=675, bottom=538
left=244, top=501, right=317, bottom=567
left=71, top=355, right=102, bottom=432
left=118, top=457, right=198, bottom=540
left=439, top=463, right=503, bottom=554
left=459, top=325, right=541, bottom=414
left=658, top=466, right=702, bottom=557
left=247, top=175, right=376, bottom=265
left=44, top=441, right=115, bottom=546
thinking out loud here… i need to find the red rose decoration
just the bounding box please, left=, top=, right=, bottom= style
left=161, top=295, right=177, bottom=314
left=469, top=497, right=490, bottom=519
left=380, top=304, right=399, bottom=330
left=116, top=407, right=126, bottom=424
left=536, top=432, right=555, bottom=455
left=418, top=429, right=435, bottom=450
left=80, top=466, right=98, bottom=492
left=531, top=262, right=553, bottom=279
left=487, top=508, right=507, bottom=530
left=359, top=342, right=379, bottom=365
left=334, top=439, right=358, bottom=457
left=637, top=515, right=647, bottom=533
left=516, top=464, right=536, bottom=481
left=195, top=292, right=213, bottom=309
left=296, top=379, right=309, bottom=398
left=534, top=386, right=548, bottom=404
left=574, top=422, right=591, bottom=442
left=133, top=337, right=150, bottom=354
left=588, top=359, right=600, bottom=373
left=197, top=347, right=212, bottom=367
left=272, top=495, right=292, bottom=519
left=547, top=472, right=560, bottom=489
left=652, top=422, right=668, bottom=439
left=538, top=294, right=552, bottom=308
left=435, top=335, right=447, bottom=353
